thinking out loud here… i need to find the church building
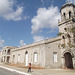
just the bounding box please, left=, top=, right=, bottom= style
left=1, top=3, right=75, bottom=69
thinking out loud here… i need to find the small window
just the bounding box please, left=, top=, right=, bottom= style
left=13, top=55, right=15, bottom=58
left=53, top=52, right=57, bottom=63
left=69, top=11, right=71, bottom=19
left=18, top=54, right=20, bottom=62
left=5, top=50, right=6, bottom=52
left=62, top=36, right=65, bottom=44
left=25, top=51, right=28, bottom=54
left=7, top=49, right=10, bottom=55
left=34, top=52, right=38, bottom=63
left=63, top=13, right=66, bottom=19
left=64, top=28, right=67, bottom=31
left=62, top=36, right=65, bottom=39
left=67, top=34, right=71, bottom=43
left=5, top=50, right=6, bottom=54
left=67, top=34, right=70, bottom=38
left=64, top=13, right=65, bottom=16
left=13, top=55, right=15, bottom=62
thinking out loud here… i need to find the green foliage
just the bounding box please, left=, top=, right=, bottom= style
left=67, top=42, right=75, bottom=48
left=70, top=44, right=75, bottom=48
left=67, top=43, right=71, bottom=48
left=70, top=26, right=75, bottom=33
left=57, top=32, right=63, bottom=36
left=61, top=44, right=65, bottom=48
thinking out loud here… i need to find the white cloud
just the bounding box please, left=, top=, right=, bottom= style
left=0, top=37, right=5, bottom=49
left=0, top=0, right=23, bottom=21
left=31, top=5, right=60, bottom=42
left=31, top=6, right=60, bottom=34
left=20, top=40, right=26, bottom=47
left=33, top=35, right=45, bottom=42
left=0, top=0, right=13, bottom=14
left=3, top=7, right=23, bottom=21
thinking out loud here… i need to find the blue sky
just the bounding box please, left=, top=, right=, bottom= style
left=0, top=0, right=74, bottom=49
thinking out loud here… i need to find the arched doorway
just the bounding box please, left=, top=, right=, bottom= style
left=25, top=51, right=28, bottom=66
left=7, top=49, right=10, bottom=55
left=64, top=52, right=73, bottom=68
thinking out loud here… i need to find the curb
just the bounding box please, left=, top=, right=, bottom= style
left=0, top=66, right=31, bottom=75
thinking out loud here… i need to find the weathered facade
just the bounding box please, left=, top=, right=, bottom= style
left=59, top=3, right=75, bottom=69
left=10, top=37, right=61, bottom=68
left=1, top=46, right=17, bottom=63
left=1, top=3, right=75, bottom=69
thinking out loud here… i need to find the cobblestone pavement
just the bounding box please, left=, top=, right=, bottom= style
left=0, top=63, right=75, bottom=75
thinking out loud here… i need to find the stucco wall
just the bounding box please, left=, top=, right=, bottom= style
left=10, top=37, right=62, bottom=68
left=10, top=43, right=45, bottom=68
left=60, top=4, right=75, bottom=21
left=45, top=38, right=62, bottom=68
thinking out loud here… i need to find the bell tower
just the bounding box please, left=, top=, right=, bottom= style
left=58, top=3, right=75, bottom=46
left=59, top=3, right=75, bottom=33
left=58, top=3, right=75, bottom=69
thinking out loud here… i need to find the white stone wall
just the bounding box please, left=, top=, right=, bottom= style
left=61, top=4, right=75, bottom=21
left=11, top=43, right=46, bottom=68
left=10, top=37, right=61, bottom=68
left=45, top=37, right=61, bottom=68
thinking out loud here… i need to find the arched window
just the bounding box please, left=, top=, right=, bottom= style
left=62, top=36, right=65, bottom=39
left=18, top=54, right=20, bottom=62
left=69, top=11, right=71, bottom=19
left=5, top=50, right=6, bottom=54
left=67, top=34, right=70, bottom=38
left=53, top=52, right=57, bottom=63
left=34, top=52, right=38, bottom=63
left=64, top=28, right=67, bottom=31
left=13, top=55, right=15, bottom=63
left=25, top=51, right=28, bottom=54
left=25, top=51, right=28, bottom=66
left=7, top=49, right=10, bottom=55
left=62, top=36, right=65, bottom=44
left=63, top=13, right=66, bottom=20
left=67, top=34, right=71, bottom=44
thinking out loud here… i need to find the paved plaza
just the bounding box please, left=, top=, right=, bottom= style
left=0, top=63, right=75, bottom=75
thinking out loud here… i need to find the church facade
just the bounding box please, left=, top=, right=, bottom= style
left=1, top=3, right=75, bottom=69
